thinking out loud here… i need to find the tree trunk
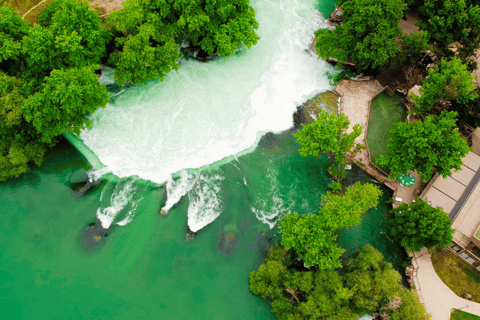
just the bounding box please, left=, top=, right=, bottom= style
left=284, top=288, right=301, bottom=304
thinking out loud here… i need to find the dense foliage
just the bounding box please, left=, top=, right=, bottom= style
left=0, top=1, right=109, bottom=181
left=280, top=182, right=381, bottom=269
left=389, top=199, right=454, bottom=251
left=294, top=111, right=362, bottom=180
left=22, top=66, right=109, bottom=143
left=21, top=0, right=110, bottom=80
left=0, top=72, right=48, bottom=181
left=412, top=58, right=478, bottom=115
left=106, top=0, right=259, bottom=85
left=378, top=111, right=472, bottom=181
left=0, top=0, right=260, bottom=181
left=250, top=244, right=430, bottom=320
left=418, top=0, right=480, bottom=55
left=315, top=0, right=405, bottom=70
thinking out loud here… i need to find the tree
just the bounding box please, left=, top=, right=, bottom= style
left=294, top=111, right=362, bottom=180
left=22, top=65, right=109, bottom=144
left=249, top=245, right=357, bottom=320
left=344, top=244, right=401, bottom=314
left=389, top=199, right=454, bottom=251
left=0, top=72, right=47, bottom=181
left=315, top=0, right=405, bottom=70
left=0, top=6, right=30, bottom=73
left=399, top=32, right=433, bottom=65
left=172, top=0, right=260, bottom=57
left=418, top=0, right=480, bottom=54
left=106, top=0, right=259, bottom=85
left=280, top=182, right=381, bottom=269
left=390, top=288, right=431, bottom=320
left=413, top=58, right=478, bottom=115
left=107, top=23, right=181, bottom=86
left=378, top=111, right=472, bottom=181
left=22, top=0, right=109, bottom=78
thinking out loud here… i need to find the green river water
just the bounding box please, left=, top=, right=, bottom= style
left=0, top=0, right=406, bottom=319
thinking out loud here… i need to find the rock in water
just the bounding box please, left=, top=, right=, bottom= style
left=81, top=219, right=108, bottom=250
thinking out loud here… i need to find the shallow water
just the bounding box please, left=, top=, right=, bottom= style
left=0, top=133, right=405, bottom=319
left=366, top=93, right=407, bottom=172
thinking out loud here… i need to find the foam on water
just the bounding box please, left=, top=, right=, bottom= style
left=81, top=0, right=336, bottom=185
left=96, top=178, right=140, bottom=229
left=187, top=171, right=225, bottom=232
left=251, top=167, right=292, bottom=229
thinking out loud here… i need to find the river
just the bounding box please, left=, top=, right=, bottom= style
left=0, top=0, right=405, bottom=319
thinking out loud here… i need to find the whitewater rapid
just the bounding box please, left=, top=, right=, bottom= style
left=82, top=0, right=337, bottom=231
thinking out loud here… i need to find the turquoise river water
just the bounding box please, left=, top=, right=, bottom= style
left=0, top=0, right=406, bottom=319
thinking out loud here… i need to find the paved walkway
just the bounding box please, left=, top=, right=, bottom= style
left=412, top=248, right=480, bottom=319
left=334, top=79, right=423, bottom=205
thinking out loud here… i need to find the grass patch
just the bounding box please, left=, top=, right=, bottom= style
left=432, top=249, right=480, bottom=303
left=451, top=309, right=480, bottom=320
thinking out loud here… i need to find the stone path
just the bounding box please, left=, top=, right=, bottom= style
left=412, top=248, right=480, bottom=319
left=334, top=79, right=423, bottom=206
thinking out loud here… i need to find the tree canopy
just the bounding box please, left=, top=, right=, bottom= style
left=418, top=0, right=480, bottom=54
left=22, top=65, right=109, bottom=144
left=315, top=0, right=405, bottom=70
left=294, top=111, right=362, bottom=179
left=344, top=244, right=401, bottom=314
left=106, top=0, right=259, bottom=85
left=0, top=72, right=48, bottom=181
left=413, top=58, right=478, bottom=115
left=280, top=182, right=381, bottom=269
left=389, top=199, right=454, bottom=251
left=378, top=111, right=472, bottom=181
left=0, top=6, right=30, bottom=70
left=250, top=244, right=430, bottom=319
left=21, top=0, right=109, bottom=79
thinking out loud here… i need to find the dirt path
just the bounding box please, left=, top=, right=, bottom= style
left=22, top=0, right=47, bottom=20
left=412, top=248, right=480, bottom=319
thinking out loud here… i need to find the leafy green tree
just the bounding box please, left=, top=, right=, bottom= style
left=22, top=65, right=109, bottom=144
left=315, top=0, right=405, bottom=70
left=22, top=0, right=109, bottom=78
left=106, top=0, right=259, bottom=85
left=249, top=245, right=357, bottom=320
left=172, top=0, right=260, bottom=57
left=280, top=212, right=346, bottom=270
left=294, top=111, right=362, bottom=180
left=389, top=199, right=454, bottom=251
left=412, top=58, right=478, bottom=115
left=0, top=72, right=47, bottom=181
left=107, top=23, right=181, bottom=86
left=418, top=0, right=480, bottom=53
left=378, top=111, right=472, bottom=181
left=280, top=182, right=381, bottom=269
left=0, top=6, right=30, bottom=73
left=400, top=32, right=433, bottom=65
left=344, top=244, right=401, bottom=314
left=390, top=288, right=431, bottom=320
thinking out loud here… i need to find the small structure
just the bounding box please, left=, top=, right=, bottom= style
left=420, top=150, right=480, bottom=270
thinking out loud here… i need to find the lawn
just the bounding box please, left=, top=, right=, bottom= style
left=432, top=249, right=480, bottom=303
left=451, top=309, right=480, bottom=320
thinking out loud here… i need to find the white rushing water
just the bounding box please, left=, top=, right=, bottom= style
left=82, top=0, right=336, bottom=230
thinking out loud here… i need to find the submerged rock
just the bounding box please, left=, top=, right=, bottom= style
left=81, top=219, right=108, bottom=250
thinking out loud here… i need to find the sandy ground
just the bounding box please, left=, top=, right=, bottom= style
left=89, top=0, right=126, bottom=14
left=399, top=12, right=420, bottom=34
left=412, top=248, right=480, bottom=319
